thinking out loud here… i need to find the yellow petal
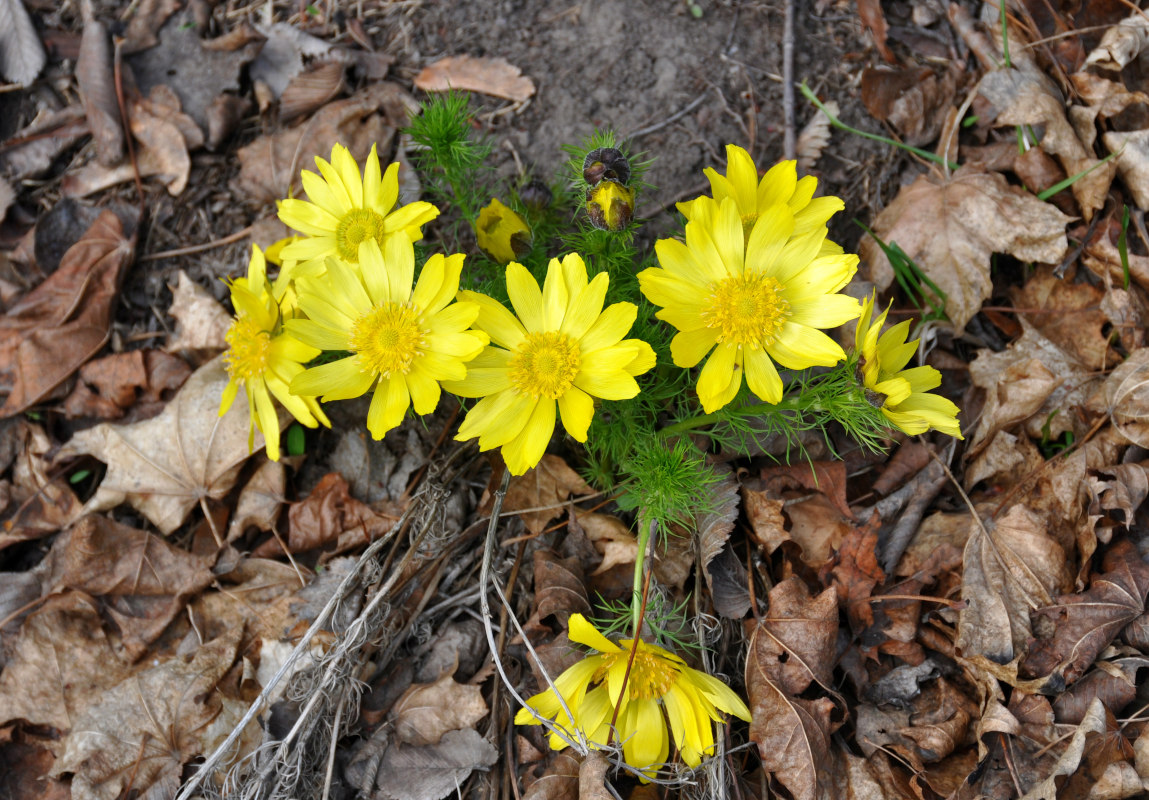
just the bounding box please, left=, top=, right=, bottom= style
left=567, top=613, right=620, bottom=653
left=744, top=348, right=783, bottom=405
left=291, top=358, right=375, bottom=401
left=670, top=327, right=720, bottom=368
left=557, top=385, right=595, bottom=442
left=502, top=398, right=556, bottom=475
left=367, top=375, right=409, bottom=438
left=696, top=343, right=740, bottom=413
left=461, top=291, right=527, bottom=350
left=769, top=324, right=846, bottom=370
left=506, top=262, right=544, bottom=333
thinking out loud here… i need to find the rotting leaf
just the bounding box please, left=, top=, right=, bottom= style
left=228, top=456, right=285, bottom=540
left=414, top=55, right=535, bottom=102
left=522, top=749, right=580, bottom=800
left=369, top=727, right=498, bottom=800
left=861, top=66, right=958, bottom=146
left=50, top=626, right=246, bottom=800
left=269, top=471, right=401, bottom=557
left=696, top=474, right=748, bottom=618
left=503, top=454, right=592, bottom=536
left=0, top=208, right=138, bottom=417
left=57, top=356, right=262, bottom=536
left=390, top=672, right=489, bottom=747
left=166, top=270, right=232, bottom=359
left=0, top=422, right=82, bottom=550
left=76, top=9, right=124, bottom=166
left=745, top=578, right=841, bottom=800
left=859, top=166, right=1071, bottom=334
left=1021, top=540, right=1149, bottom=689
left=63, top=349, right=190, bottom=421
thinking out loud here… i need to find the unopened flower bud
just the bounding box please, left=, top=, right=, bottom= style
left=476, top=198, right=533, bottom=263
left=586, top=179, right=635, bottom=231
left=583, top=147, right=631, bottom=186
left=518, top=178, right=553, bottom=211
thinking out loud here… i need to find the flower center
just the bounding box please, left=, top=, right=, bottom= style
left=223, top=317, right=271, bottom=381
left=702, top=272, right=790, bottom=349
left=336, top=208, right=387, bottom=262
left=508, top=331, right=581, bottom=399
left=349, top=302, right=425, bottom=377
left=594, top=647, right=678, bottom=701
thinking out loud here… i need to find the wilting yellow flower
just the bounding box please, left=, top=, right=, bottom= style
left=515, top=613, right=751, bottom=778
left=476, top=198, right=532, bottom=263
left=287, top=237, right=487, bottom=439
left=443, top=254, right=654, bottom=476
left=639, top=196, right=859, bottom=412
left=856, top=293, right=962, bottom=438
left=278, top=143, right=439, bottom=268
left=586, top=179, right=635, bottom=231
left=678, top=144, right=843, bottom=251
left=220, top=245, right=329, bottom=461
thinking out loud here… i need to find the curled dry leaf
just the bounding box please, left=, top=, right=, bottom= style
left=280, top=59, right=346, bottom=121
left=1010, top=266, right=1116, bottom=371
left=859, top=166, right=1071, bottom=334
left=522, top=749, right=580, bottom=800
left=414, top=55, right=535, bottom=102
left=526, top=549, right=591, bottom=630
left=76, top=12, right=124, bottom=166
left=166, top=270, right=232, bottom=357
left=575, top=511, right=635, bottom=575
left=956, top=504, right=1073, bottom=669
left=861, top=66, right=958, bottom=146
left=0, top=208, right=138, bottom=416
left=1020, top=541, right=1149, bottom=689
left=268, top=471, right=400, bottom=557
left=856, top=0, right=894, bottom=63
left=0, top=422, right=82, bottom=550
left=697, top=475, right=749, bottom=618
left=57, top=356, right=262, bottom=535
left=1083, top=10, right=1149, bottom=72
left=63, top=349, right=191, bottom=421
left=746, top=578, right=841, bottom=800
left=391, top=672, right=489, bottom=747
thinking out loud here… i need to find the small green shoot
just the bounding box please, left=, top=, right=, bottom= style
left=69, top=469, right=92, bottom=485
left=1119, top=204, right=1132, bottom=291
left=999, top=1, right=1012, bottom=68
left=306, top=4, right=320, bottom=15
left=1039, top=411, right=1075, bottom=458
left=962, top=114, right=979, bottom=128
left=857, top=222, right=948, bottom=322
left=799, top=81, right=959, bottom=171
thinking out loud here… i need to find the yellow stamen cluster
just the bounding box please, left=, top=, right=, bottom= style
left=349, top=302, right=425, bottom=377
left=508, top=330, right=582, bottom=399
left=703, top=272, right=790, bottom=349
left=336, top=208, right=387, bottom=262
left=594, top=648, right=678, bottom=700
left=223, top=317, right=272, bottom=380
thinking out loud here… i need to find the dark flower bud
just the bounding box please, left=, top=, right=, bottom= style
left=583, top=147, right=631, bottom=186
left=518, top=178, right=553, bottom=211
left=586, top=179, right=635, bottom=231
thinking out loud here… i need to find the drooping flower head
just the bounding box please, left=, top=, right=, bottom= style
left=220, top=245, right=329, bottom=461
left=639, top=196, right=860, bottom=412
left=287, top=237, right=488, bottom=440
left=515, top=613, right=751, bottom=778
left=475, top=198, right=533, bottom=264
left=586, top=180, right=635, bottom=231
left=678, top=144, right=844, bottom=252
left=443, top=254, right=655, bottom=475
left=856, top=293, right=963, bottom=438
left=278, top=143, right=439, bottom=270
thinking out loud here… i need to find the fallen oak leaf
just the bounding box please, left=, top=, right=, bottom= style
left=56, top=356, right=264, bottom=536
left=859, top=165, right=1071, bottom=334
left=390, top=672, right=489, bottom=747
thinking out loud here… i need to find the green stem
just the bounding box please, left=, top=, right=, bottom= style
left=799, top=82, right=959, bottom=171
left=660, top=395, right=804, bottom=438
left=632, top=519, right=655, bottom=633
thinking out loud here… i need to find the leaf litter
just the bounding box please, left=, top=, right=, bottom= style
left=8, top=2, right=1149, bottom=800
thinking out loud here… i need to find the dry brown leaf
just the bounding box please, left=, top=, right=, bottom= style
left=271, top=471, right=401, bottom=557
left=76, top=12, right=124, bottom=166
left=575, top=511, right=636, bottom=575
left=956, top=505, right=1073, bottom=667
left=0, top=0, right=46, bottom=86
left=391, top=672, right=489, bottom=747
left=414, top=55, right=535, bottom=102
left=369, top=728, right=498, bottom=800
left=856, top=0, right=894, bottom=63
left=522, top=749, right=580, bottom=800
left=0, top=208, right=138, bottom=416
left=859, top=166, right=1070, bottom=334
left=44, top=515, right=216, bottom=658
left=965, top=430, right=1045, bottom=493
left=57, top=356, right=261, bottom=535
left=1021, top=541, right=1149, bottom=687
left=63, top=349, right=190, bottom=421
left=1052, top=658, right=1146, bottom=725
left=978, top=68, right=1112, bottom=221
left=697, top=474, right=740, bottom=589
left=280, top=58, right=346, bottom=121
left=120, top=0, right=182, bottom=53
left=861, top=66, right=958, bottom=146
left=1018, top=698, right=1107, bottom=800
left=503, top=454, right=592, bottom=536
left=236, top=82, right=412, bottom=205
left=50, top=626, right=245, bottom=800
left=1012, top=267, right=1116, bottom=371
left=0, top=592, right=133, bottom=736
left=1084, top=10, right=1149, bottom=71
left=742, top=485, right=787, bottom=554
left=1103, top=129, right=1149, bottom=210
left=166, top=270, right=232, bottom=357
left=527, top=549, right=591, bottom=630
left=824, top=516, right=884, bottom=634
left=785, top=494, right=853, bottom=568
left=0, top=176, right=14, bottom=223
left=746, top=578, right=841, bottom=800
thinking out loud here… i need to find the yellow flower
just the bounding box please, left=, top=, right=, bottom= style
left=856, top=293, right=963, bottom=438
left=678, top=144, right=844, bottom=251
left=638, top=196, right=859, bottom=412
left=443, top=254, right=655, bottom=476
left=277, top=143, right=439, bottom=268
left=220, top=245, right=329, bottom=461
left=476, top=198, right=533, bottom=263
left=286, top=237, right=488, bottom=439
left=515, top=613, right=751, bottom=778
left=586, top=179, right=635, bottom=231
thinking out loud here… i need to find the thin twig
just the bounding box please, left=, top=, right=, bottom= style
left=139, top=226, right=254, bottom=262
left=782, top=0, right=796, bottom=160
